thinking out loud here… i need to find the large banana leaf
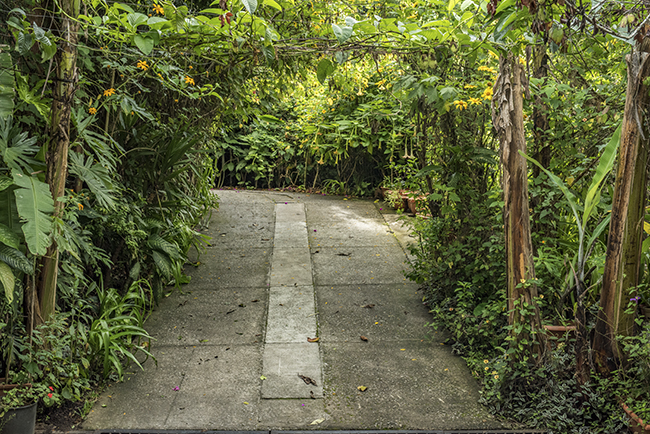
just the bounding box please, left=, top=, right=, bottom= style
left=0, top=261, right=15, bottom=303
left=0, top=51, right=14, bottom=119
left=582, top=122, right=621, bottom=230
left=12, top=171, right=54, bottom=256
left=0, top=222, right=19, bottom=249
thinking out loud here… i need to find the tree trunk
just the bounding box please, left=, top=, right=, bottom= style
left=492, top=53, right=545, bottom=361
left=593, top=48, right=650, bottom=374
left=36, top=0, right=80, bottom=323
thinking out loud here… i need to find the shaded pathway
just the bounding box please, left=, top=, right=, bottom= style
left=82, top=190, right=501, bottom=431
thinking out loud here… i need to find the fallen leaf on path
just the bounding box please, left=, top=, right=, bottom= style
left=298, top=374, right=318, bottom=386
left=244, top=402, right=249, bottom=405
left=310, top=390, right=316, bottom=399
left=362, top=304, right=375, bottom=308
left=260, top=375, right=267, bottom=380
left=310, top=418, right=324, bottom=425
left=307, top=337, right=319, bottom=343
left=337, top=253, right=351, bottom=256
left=357, top=386, right=367, bottom=392
left=226, top=309, right=236, bottom=314
left=360, top=336, right=368, bottom=342
left=199, top=339, right=209, bottom=343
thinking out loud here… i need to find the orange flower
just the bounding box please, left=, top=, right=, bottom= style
left=88, top=107, right=97, bottom=115
left=77, top=203, right=84, bottom=210
left=137, top=60, right=149, bottom=70
left=103, top=88, right=115, bottom=97
left=153, top=3, right=164, bottom=14
left=184, top=76, right=195, bottom=85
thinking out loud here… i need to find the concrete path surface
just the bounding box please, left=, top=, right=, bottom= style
left=82, top=190, right=502, bottom=431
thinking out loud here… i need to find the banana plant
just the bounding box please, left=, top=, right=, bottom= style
left=522, top=122, right=621, bottom=285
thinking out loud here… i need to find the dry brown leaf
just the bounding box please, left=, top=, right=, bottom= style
left=357, top=386, right=368, bottom=392
left=360, top=336, right=368, bottom=342
left=307, top=337, right=320, bottom=343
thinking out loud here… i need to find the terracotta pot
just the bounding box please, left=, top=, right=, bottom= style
left=622, top=402, right=650, bottom=433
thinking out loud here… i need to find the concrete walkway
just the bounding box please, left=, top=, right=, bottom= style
left=82, top=190, right=501, bottom=431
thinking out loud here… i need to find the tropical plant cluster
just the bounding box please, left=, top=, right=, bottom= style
left=0, top=0, right=649, bottom=431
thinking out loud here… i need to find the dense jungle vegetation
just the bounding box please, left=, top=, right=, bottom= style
left=1, top=0, right=650, bottom=432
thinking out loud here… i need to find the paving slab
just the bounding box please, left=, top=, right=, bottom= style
left=83, top=347, right=193, bottom=430
left=186, top=247, right=271, bottom=287
left=261, top=343, right=323, bottom=399
left=305, top=201, right=381, bottom=222
left=266, top=286, right=317, bottom=343
left=270, top=247, right=313, bottom=286
left=320, top=342, right=501, bottom=430
left=163, top=345, right=262, bottom=430
left=308, top=220, right=398, bottom=248
left=311, top=246, right=410, bottom=285
left=316, top=284, right=434, bottom=342
left=145, top=287, right=267, bottom=346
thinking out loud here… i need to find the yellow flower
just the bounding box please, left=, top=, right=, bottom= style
left=468, top=97, right=482, bottom=105
left=77, top=203, right=84, bottom=210
left=464, top=84, right=476, bottom=89
left=484, top=367, right=489, bottom=371
left=153, top=3, right=164, bottom=14
left=482, top=88, right=493, bottom=100
left=453, top=100, right=468, bottom=110
left=520, top=278, right=526, bottom=283
left=494, top=375, right=499, bottom=379
left=540, top=294, right=544, bottom=299
left=158, top=73, right=163, bottom=79
left=185, top=76, right=195, bottom=85
left=103, top=88, right=115, bottom=97
left=189, top=65, right=193, bottom=69
left=492, top=371, right=497, bottom=375
left=137, top=60, right=149, bottom=70
left=88, top=107, right=97, bottom=115
left=483, top=359, right=489, bottom=364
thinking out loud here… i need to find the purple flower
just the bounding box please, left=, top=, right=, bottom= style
left=631, top=296, right=641, bottom=303
left=314, top=229, right=317, bottom=232
left=173, top=386, right=180, bottom=391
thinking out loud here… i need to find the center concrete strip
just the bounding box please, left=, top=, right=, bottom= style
left=262, top=202, right=323, bottom=399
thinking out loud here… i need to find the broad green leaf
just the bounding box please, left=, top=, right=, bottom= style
left=582, top=122, right=621, bottom=230
left=447, top=0, right=460, bottom=11
left=12, top=171, right=54, bottom=256
left=68, top=152, right=116, bottom=209
left=263, top=0, right=282, bottom=10
left=134, top=35, right=154, bottom=55
left=521, top=152, right=582, bottom=234
left=0, top=51, right=15, bottom=119
left=332, top=24, right=353, bottom=43
left=0, top=244, right=32, bottom=274
left=127, top=12, right=148, bottom=28
left=0, top=222, right=19, bottom=249
left=0, top=176, right=11, bottom=192
left=0, top=116, right=39, bottom=172
left=17, top=32, right=34, bottom=55
left=152, top=250, right=172, bottom=277
left=316, top=58, right=335, bottom=84
left=0, top=261, right=14, bottom=303
left=241, top=0, right=257, bottom=14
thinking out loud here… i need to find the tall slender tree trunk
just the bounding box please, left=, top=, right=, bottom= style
left=36, top=0, right=80, bottom=323
left=493, top=53, right=545, bottom=361
left=593, top=47, right=650, bottom=374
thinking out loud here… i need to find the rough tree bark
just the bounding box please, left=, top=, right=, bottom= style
left=492, top=52, right=545, bottom=360
left=36, top=0, right=80, bottom=323
left=593, top=47, right=650, bottom=374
